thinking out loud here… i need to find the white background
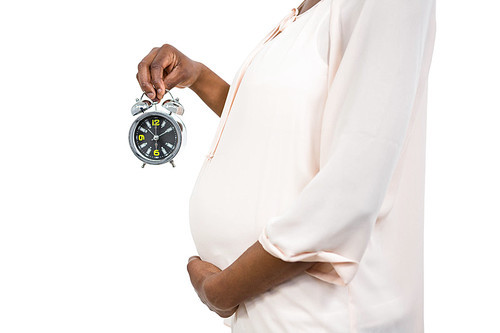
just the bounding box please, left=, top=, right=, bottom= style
left=0, top=0, right=498, bottom=332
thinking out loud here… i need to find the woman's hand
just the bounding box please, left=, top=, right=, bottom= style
left=136, top=43, right=230, bottom=117
left=186, top=256, right=239, bottom=318
left=136, top=44, right=202, bottom=102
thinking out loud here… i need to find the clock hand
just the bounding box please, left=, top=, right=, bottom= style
left=155, top=121, right=158, bottom=150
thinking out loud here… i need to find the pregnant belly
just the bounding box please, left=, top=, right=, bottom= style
left=188, top=160, right=261, bottom=270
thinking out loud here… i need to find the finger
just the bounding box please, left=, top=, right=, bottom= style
left=137, top=47, right=159, bottom=100
left=187, top=256, right=201, bottom=275
left=150, top=47, right=173, bottom=101
left=188, top=255, right=201, bottom=263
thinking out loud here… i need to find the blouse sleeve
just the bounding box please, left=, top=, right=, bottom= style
left=258, top=0, right=435, bottom=286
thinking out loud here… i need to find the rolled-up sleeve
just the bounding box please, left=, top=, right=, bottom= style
left=258, top=0, right=435, bottom=286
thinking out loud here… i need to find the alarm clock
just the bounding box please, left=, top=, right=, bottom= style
left=128, top=89, right=186, bottom=168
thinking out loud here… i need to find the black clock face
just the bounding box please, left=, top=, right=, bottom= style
left=133, top=115, right=179, bottom=160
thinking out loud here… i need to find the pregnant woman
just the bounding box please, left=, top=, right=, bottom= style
left=137, top=0, right=436, bottom=331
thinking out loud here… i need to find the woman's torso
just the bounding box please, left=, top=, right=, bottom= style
left=188, top=0, right=429, bottom=331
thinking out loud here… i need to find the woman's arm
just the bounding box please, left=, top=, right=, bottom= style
left=188, top=241, right=316, bottom=314
left=189, top=62, right=230, bottom=118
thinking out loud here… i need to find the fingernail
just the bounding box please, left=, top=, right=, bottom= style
left=147, top=92, right=155, bottom=99
left=157, top=88, right=163, bottom=94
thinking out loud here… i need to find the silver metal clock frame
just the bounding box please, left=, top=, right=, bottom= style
left=129, top=90, right=187, bottom=167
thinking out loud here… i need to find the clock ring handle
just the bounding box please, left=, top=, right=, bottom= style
left=139, top=89, right=176, bottom=105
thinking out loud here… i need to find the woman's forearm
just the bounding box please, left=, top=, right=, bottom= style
left=190, top=62, right=230, bottom=118
left=203, top=241, right=316, bottom=311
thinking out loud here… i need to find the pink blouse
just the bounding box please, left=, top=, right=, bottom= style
left=189, top=0, right=436, bottom=331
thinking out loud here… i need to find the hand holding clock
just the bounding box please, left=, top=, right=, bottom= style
left=136, top=43, right=230, bottom=118
left=137, top=44, right=203, bottom=102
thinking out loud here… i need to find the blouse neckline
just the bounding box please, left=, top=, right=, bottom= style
left=294, top=0, right=322, bottom=19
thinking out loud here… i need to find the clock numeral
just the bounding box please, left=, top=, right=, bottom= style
left=138, top=134, right=145, bottom=141
left=154, top=149, right=160, bottom=156
left=152, top=119, right=160, bottom=126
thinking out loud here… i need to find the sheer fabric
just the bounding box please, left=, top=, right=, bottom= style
left=189, top=0, right=436, bottom=331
